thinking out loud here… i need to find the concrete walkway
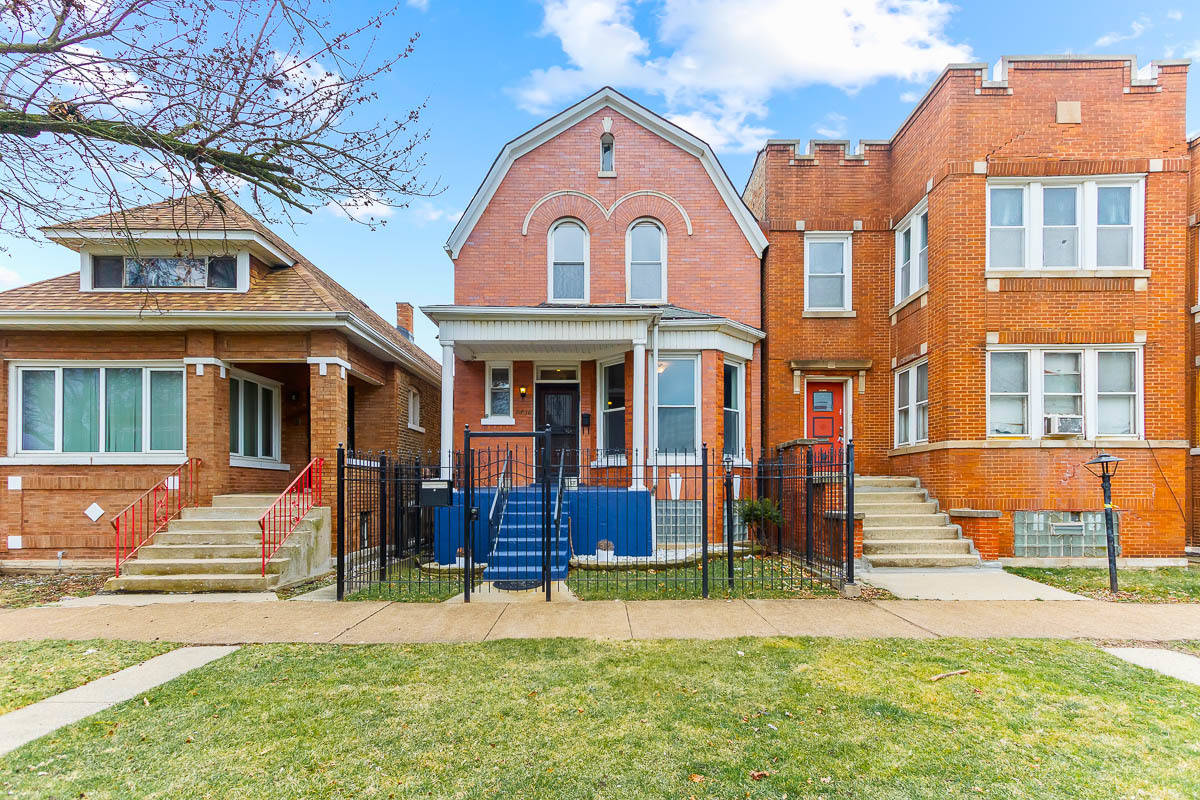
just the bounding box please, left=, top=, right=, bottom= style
left=1104, top=647, right=1200, bottom=686
left=3, top=597, right=1200, bottom=643
left=0, top=646, right=238, bottom=756
left=861, top=569, right=1087, bottom=600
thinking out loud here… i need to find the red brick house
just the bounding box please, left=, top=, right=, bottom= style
left=0, top=194, right=439, bottom=587
left=746, top=55, right=1191, bottom=566
left=422, top=87, right=767, bottom=559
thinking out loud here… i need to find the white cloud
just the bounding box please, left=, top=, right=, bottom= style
left=1167, top=10, right=1182, bottom=22
left=407, top=0, right=429, bottom=9
left=899, top=90, right=922, bottom=103
left=1095, top=16, right=1150, bottom=47
left=409, top=201, right=463, bottom=226
left=55, top=44, right=153, bottom=113
left=814, top=112, right=847, bottom=139
left=512, top=0, right=972, bottom=152
left=0, top=266, right=23, bottom=290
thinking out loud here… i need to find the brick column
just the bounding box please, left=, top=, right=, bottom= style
left=309, top=332, right=349, bottom=557
left=184, top=331, right=227, bottom=504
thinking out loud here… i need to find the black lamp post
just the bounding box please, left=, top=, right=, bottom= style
left=1082, top=452, right=1123, bottom=594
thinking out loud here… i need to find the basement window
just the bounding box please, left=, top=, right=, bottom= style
left=1013, top=511, right=1118, bottom=557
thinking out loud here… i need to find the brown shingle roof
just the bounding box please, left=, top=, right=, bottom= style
left=11, top=194, right=439, bottom=376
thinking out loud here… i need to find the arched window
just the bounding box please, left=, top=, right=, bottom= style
left=627, top=219, right=666, bottom=302
left=600, top=133, right=614, bottom=173
left=549, top=219, right=587, bottom=302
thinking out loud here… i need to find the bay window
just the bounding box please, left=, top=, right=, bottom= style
left=987, top=177, right=1144, bottom=270
left=655, top=356, right=698, bottom=455
left=228, top=372, right=281, bottom=463
left=895, top=201, right=927, bottom=303
left=987, top=348, right=1141, bottom=439
left=895, top=361, right=928, bottom=446
left=600, top=360, right=626, bottom=455
left=804, top=232, right=852, bottom=311
left=14, top=364, right=184, bottom=458
left=723, top=361, right=743, bottom=458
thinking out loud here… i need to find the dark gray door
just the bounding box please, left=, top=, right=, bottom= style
left=535, top=384, right=579, bottom=479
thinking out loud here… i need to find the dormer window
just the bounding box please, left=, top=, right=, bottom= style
left=599, top=133, right=615, bottom=175
left=91, top=254, right=239, bottom=290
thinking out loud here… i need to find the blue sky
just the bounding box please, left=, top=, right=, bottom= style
left=2, top=0, right=1198, bottom=358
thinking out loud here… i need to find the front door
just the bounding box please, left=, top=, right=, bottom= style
left=806, top=381, right=844, bottom=460
left=535, top=384, right=580, bottom=479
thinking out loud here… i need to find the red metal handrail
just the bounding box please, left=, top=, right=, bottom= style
left=112, top=458, right=202, bottom=576
left=259, top=457, right=325, bottom=575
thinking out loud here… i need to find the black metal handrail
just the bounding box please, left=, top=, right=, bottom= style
left=487, top=450, right=512, bottom=532
left=552, top=451, right=566, bottom=553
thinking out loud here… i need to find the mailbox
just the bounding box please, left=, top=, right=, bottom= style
left=419, top=479, right=453, bottom=507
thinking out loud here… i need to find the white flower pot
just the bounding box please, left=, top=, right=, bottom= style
left=455, top=557, right=465, bottom=569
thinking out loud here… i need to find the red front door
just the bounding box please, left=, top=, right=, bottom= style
left=806, top=381, right=844, bottom=458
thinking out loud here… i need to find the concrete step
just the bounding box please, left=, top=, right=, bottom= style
left=860, top=513, right=948, bottom=527
left=181, top=506, right=275, bottom=521
left=121, top=557, right=287, bottom=576
left=862, top=526, right=961, bottom=540
left=138, top=543, right=297, bottom=560
left=168, top=517, right=263, bottom=533
left=104, top=573, right=280, bottom=592
left=864, top=553, right=982, bottom=568
left=862, top=539, right=974, bottom=555
left=855, top=476, right=919, bottom=488
left=853, top=489, right=927, bottom=502
left=211, top=494, right=284, bottom=508
left=855, top=500, right=939, bottom=514
left=154, top=530, right=263, bottom=546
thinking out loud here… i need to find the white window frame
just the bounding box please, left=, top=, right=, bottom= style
left=985, top=176, right=1145, bottom=271
left=626, top=218, right=667, bottom=304
left=595, top=357, right=627, bottom=464
left=483, top=361, right=514, bottom=425
left=6, top=360, right=187, bottom=465
left=894, top=360, right=929, bottom=447
left=83, top=250, right=251, bottom=293
left=894, top=199, right=928, bottom=303
left=985, top=346, right=1144, bottom=441
left=722, top=358, right=745, bottom=461
left=803, top=232, right=853, bottom=311
left=653, top=352, right=701, bottom=461
left=408, top=387, right=424, bottom=432
left=228, top=368, right=285, bottom=469
left=599, top=132, right=615, bottom=176
left=547, top=218, right=589, bottom=304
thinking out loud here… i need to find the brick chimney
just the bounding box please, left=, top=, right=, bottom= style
left=395, top=302, right=415, bottom=341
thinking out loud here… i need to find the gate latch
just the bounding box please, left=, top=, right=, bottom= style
left=469, top=506, right=479, bottom=521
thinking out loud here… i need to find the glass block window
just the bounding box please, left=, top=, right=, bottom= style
left=1013, top=510, right=1119, bottom=558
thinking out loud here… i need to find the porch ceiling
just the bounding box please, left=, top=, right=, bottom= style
left=456, top=339, right=631, bottom=361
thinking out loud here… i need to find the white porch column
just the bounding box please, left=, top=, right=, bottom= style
left=440, top=341, right=455, bottom=479
left=631, top=338, right=646, bottom=489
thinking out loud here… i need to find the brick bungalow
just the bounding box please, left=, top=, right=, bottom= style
left=0, top=193, right=440, bottom=572
left=745, top=55, right=1191, bottom=566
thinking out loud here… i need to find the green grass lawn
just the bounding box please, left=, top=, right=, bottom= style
left=0, top=573, right=108, bottom=608
left=3, top=638, right=1199, bottom=799
left=1005, top=566, right=1200, bottom=602
left=567, top=555, right=842, bottom=600
left=0, top=640, right=176, bottom=715
left=343, top=561, right=461, bottom=602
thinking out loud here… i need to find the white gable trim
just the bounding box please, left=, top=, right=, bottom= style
left=445, top=87, right=767, bottom=259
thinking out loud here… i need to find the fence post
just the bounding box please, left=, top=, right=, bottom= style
left=336, top=444, right=345, bottom=601
left=845, top=440, right=856, bottom=586
left=724, top=459, right=735, bottom=591
left=804, top=445, right=814, bottom=565
left=378, top=452, right=389, bottom=582
left=463, top=426, right=472, bottom=604
left=701, top=444, right=709, bottom=599
left=392, top=458, right=402, bottom=563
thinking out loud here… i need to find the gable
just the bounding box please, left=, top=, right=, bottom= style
left=445, top=87, right=768, bottom=259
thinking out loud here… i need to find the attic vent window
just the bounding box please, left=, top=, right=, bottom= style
left=600, top=133, right=615, bottom=175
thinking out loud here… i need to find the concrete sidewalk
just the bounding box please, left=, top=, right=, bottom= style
left=2, top=597, right=1200, bottom=643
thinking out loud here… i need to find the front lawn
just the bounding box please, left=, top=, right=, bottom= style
left=1005, top=566, right=1200, bottom=602
left=0, top=573, right=108, bottom=608
left=3, top=638, right=1199, bottom=798
left=0, top=639, right=176, bottom=714
left=567, top=555, right=842, bottom=600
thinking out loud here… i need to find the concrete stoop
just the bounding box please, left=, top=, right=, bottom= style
left=856, top=476, right=983, bottom=569
left=104, top=494, right=331, bottom=593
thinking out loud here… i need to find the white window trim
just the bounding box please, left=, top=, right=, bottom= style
left=803, top=231, right=853, bottom=312
left=652, top=352, right=701, bottom=462
left=894, top=360, right=929, bottom=447
left=228, top=368, right=284, bottom=468
left=599, top=132, right=616, bottom=177
left=894, top=199, right=928, bottom=304
left=408, top=386, right=424, bottom=433
left=722, top=357, right=745, bottom=461
left=7, top=360, right=187, bottom=462
left=81, top=250, right=251, bottom=293
left=626, top=218, right=668, bottom=304
left=483, top=361, right=514, bottom=426
left=547, top=218, right=590, bottom=304
left=986, top=176, right=1145, bottom=271
left=595, top=357, right=627, bottom=465
left=986, top=345, right=1144, bottom=441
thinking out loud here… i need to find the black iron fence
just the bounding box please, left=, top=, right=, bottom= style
left=336, top=437, right=855, bottom=601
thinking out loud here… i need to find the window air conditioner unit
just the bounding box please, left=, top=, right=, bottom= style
left=1044, top=414, right=1084, bottom=438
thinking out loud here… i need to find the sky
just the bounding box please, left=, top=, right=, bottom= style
left=2, top=0, right=1199, bottom=359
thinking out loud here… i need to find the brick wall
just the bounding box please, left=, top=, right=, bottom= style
left=752, top=57, right=1191, bottom=559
